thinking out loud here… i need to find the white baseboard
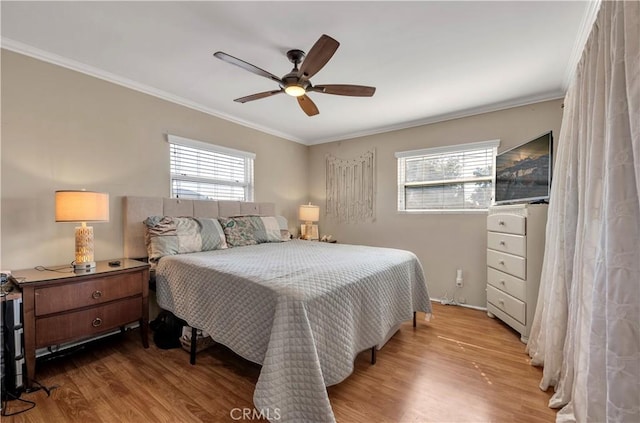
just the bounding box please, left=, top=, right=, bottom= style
left=430, top=297, right=487, bottom=311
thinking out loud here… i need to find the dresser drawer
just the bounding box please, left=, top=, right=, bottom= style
left=487, top=213, right=525, bottom=235
left=35, top=296, right=142, bottom=348
left=487, top=267, right=525, bottom=300
left=487, top=231, right=526, bottom=256
left=487, top=285, right=525, bottom=325
left=35, top=272, right=143, bottom=316
left=487, top=249, right=526, bottom=279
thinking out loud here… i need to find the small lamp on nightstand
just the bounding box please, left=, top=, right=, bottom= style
left=299, top=203, right=320, bottom=240
left=55, top=190, right=110, bottom=271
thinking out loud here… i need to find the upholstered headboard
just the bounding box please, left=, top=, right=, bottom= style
left=123, top=196, right=276, bottom=259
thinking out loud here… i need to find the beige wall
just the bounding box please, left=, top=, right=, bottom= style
left=1, top=50, right=309, bottom=269
left=309, top=99, right=563, bottom=306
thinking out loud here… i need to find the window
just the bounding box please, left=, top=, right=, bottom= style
left=168, top=134, right=255, bottom=201
left=396, top=140, right=499, bottom=212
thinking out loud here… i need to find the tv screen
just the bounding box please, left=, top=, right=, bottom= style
left=494, top=131, right=553, bottom=205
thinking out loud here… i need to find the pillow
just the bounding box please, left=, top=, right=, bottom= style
left=259, top=216, right=285, bottom=242
left=275, top=215, right=292, bottom=241
left=218, top=216, right=290, bottom=247
left=218, top=216, right=260, bottom=247
left=144, top=216, right=227, bottom=263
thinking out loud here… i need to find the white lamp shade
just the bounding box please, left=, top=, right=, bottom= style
left=299, top=204, right=320, bottom=222
left=55, top=191, right=110, bottom=222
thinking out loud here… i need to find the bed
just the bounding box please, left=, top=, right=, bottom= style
left=123, top=196, right=431, bottom=422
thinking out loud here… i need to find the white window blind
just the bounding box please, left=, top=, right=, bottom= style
left=396, top=140, right=499, bottom=211
left=168, top=134, right=255, bottom=201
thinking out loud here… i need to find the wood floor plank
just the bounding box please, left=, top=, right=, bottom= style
left=2, top=303, right=557, bottom=422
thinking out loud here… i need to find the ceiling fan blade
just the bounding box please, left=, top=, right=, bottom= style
left=298, top=34, right=340, bottom=79
left=311, top=84, right=376, bottom=97
left=297, top=95, right=319, bottom=116
left=234, top=89, right=284, bottom=103
left=214, top=51, right=282, bottom=84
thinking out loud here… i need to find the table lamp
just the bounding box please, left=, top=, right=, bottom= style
left=299, top=203, right=319, bottom=240
left=55, top=190, right=110, bottom=271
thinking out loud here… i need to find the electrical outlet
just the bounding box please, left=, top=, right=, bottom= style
left=455, top=268, right=463, bottom=287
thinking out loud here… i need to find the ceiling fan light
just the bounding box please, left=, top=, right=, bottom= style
left=284, top=84, right=306, bottom=97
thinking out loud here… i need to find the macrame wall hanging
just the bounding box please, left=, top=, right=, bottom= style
left=326, top=150, right=376, bottom=223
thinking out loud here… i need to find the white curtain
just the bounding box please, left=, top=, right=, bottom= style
left=527, top=1, right=640, bottom=422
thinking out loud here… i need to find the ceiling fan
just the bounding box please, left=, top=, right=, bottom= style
left=214, top=34, right=376, bottom=117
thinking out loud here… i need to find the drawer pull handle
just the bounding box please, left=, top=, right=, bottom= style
left=500, top=280, right=506, bottom=285
left=498, top=220, right=505, bottom=226
left=499, top=241, right=506, bottom=246
left=499, top=260, right=505, bottom=265
left=92, top=317, right=103, bottom=327
left=92, top=290, right=102, bottom=299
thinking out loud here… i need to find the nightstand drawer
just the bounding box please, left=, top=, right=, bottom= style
left=35, top=272, right=143, bottom=316
left=487, top=213, right=525, bottom=235
left=487, top=249, right=526, bottom=279
left=487, top=267, right=525, bottom=300
left=487, top=285, right=525, bottom=324
left=35, top=296, right=142, bottom=347
left=487, top=231, right=526, bottom=256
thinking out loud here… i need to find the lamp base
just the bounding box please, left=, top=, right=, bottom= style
left=74, top=261, right=96, bottom=272
left=75, top=224, right=96, bottom=271
left=300, top=223, right=319, bottom=240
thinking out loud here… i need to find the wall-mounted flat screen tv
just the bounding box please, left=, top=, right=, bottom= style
left=494, top=131, right=553, bottom=205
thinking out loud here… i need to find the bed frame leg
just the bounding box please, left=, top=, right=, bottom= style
left=371, top=347, right=376, bottom=365
left=190, top=327, right=197, bottom=365
left=413, top=311, right=416, bottom=328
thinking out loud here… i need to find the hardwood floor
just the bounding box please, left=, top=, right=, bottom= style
left=2, top=303, right=557, bottom=422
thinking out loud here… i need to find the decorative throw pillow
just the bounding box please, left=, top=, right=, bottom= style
left=218, top=216, right=260, bottom=247
left=218, top=216, right=290, bottom=247
left=144, top=216, right=227, bottom=263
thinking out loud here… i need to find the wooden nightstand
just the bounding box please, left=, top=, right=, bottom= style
left=11, top=259, right=150, bottom=385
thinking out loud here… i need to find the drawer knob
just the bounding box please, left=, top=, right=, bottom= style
left=500, top=279, right=506, bottom=285
left=499, top=240, right=506, bottom=246
left=499, top=299, right=505, bottom=306
left=499, top=260, right=505, bottom=265
left=92, top=317, right=103, bottom=327
left=92, top=290, right=102, bottom=299
left=498, top=220, right=505, bottom=226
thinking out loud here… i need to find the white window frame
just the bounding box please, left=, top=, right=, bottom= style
left=167, top=134, right=255, bottom=201
left=395, top=139, right=500, bottom=213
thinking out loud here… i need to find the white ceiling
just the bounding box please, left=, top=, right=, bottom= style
left=1, top=1, right=597, bottom=145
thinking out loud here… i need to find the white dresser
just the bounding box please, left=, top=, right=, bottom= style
left=486, top=203, right=548, bottom=343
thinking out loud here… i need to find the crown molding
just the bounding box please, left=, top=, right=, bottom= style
left=1, top=38, right=306, bottom=145
left=2, top=37, right=570, bottom=147
left=305, top=92, right=566, bottom=145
